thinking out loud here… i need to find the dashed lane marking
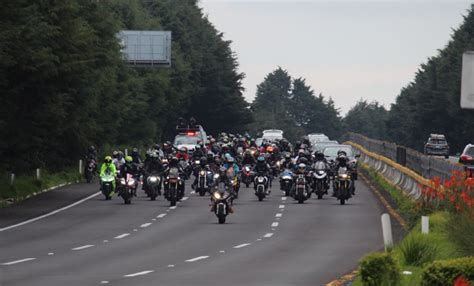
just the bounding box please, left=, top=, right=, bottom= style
left=233, top=243, right=251, bottom=249
left=169, top=206, right=177, bottom=210
left=157, top=214, right=167, bottom=218
left=281, top=197, right=287, bottom=201
left=140, top=223, right=152, bottom=228
left=114, top=233, right=130, bottom=239
left=263, top=233, right=274, bottom=238
left=185, top=256, right=210, bottom=262
left=182, top=197, right=189, bottom=201
left=1, top=258, right=36, bottom=266
left=275, top=213, right=282, bottom=217
left=124, top=270, right=154, bottom=278
left=71, top=244, right=94, bottom=251
left=271, top=222, right=279, bottom=227
left=279, top=205, right=285, bottom=208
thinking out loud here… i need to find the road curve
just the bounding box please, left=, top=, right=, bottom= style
left=0, top=180, right=384, bottom=286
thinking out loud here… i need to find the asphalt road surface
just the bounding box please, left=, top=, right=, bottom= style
left=0, top=179, right=385, bottom=286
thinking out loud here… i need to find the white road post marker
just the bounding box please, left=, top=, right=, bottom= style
left=421, top=216, right=429, bottom=234
left=79, top=160, right=83, bottom=175
left=381, top=213, right=393, bottom=251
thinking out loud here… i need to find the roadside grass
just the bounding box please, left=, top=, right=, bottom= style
left=0, top=168, right=82, bottom=204
left=351, top=212, right=460, bottom=286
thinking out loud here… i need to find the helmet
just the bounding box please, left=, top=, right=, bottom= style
left=112, top=151, right=118, bottom=158
left=195, top=145, right=201, bottom=150
left=125, top=156, right=133, bottom=162
left=210, top=138, right=216, bottom=143
left=104, top=156, right=112, bottom=164
left=200, top=157, right=207, bottom=166
left=299, top=157, right=309, bottom=165
left=266, top=146, right=274, bottom=153
left=154, top=144, right=161, bottom=150
left=224, top=153, right=233, bottom=161
left=227, top=157, right=235, bottom=163
left=257, top=156, right=266, bottom=163
left=163, top=142, right=169, bottom=148
left=88, top=145, right=96, bottom=152
left=180, top=147, right=188, bottom=153
left=337, top=150, right=347, bottom=157
left=132, top=148, right=138, bottom=155
left=284, top=152, right=291, bottom=160
left=298, top=163, right=306, bottom=172
left=117, top=151, right=124, bottom=159
left=295, top=141, right=301, bottom=146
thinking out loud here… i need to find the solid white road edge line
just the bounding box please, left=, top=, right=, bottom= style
left=0, top=192, right=101, bottom=232
left=72, top=244, right=94, bottom=251
left=185, top=256, right=210, bottom=262
left=233, top=243, right=251, bottom=249
left=1, top=258, right=36, bottom=266
left=124, top=270, right=154, bottom=278
left=114, top=233, right=130, bottom=239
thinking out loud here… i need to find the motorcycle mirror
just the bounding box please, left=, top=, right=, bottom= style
left=355, top=154, right=361, bottom=158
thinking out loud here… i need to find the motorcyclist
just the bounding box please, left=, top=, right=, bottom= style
left=279, top=139, right=293, bottom=153
left=118, top=156, right=140, bottom=196
left=291, top=163, right=310, bottom=197
left=162, top=142, right=174, bottom=156
left=86, top=145, right=98, bottom=162
left=152, top=144, right=164, bottom=158
left=253, top=156, right=271, bottom=193
left=143, top=151, right=164, bottom=195
left=131, top=148, right=143, bottom=165
left=241, top=149, right=257, bottom=166
left=334, top=151, right=355, bottom=195
left=192, top=144, right=205, bottom=160
left=281, top=152, right=295, bottom=170
left=99, top=156, right=117, bottom=192
left=192, top=157, right=213, bottom=190
left=112, top=151, right=125, bottom=169
left=176, top=147, right=190, bottom=161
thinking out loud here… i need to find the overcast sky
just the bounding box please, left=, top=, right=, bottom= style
left=199, top=0, right=472, bottom=114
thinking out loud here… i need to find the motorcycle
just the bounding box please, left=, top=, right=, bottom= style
left=178, top=160, right=192, bottom=180
left=293, top=174, right=308, bottom=204
left=145, top=173, right=161, bottom=201
left=164, top=167, right=184, bottom=206
left=241, top=165, right=254, bottom=188
left=254, top=175, right=268, bottom=201
left=100, top=170, right=115, bottom=200
left=85, top=159, right=96, bottom=183
left=279, top=169, right=293, bottom=197
left=334, top=167, right=353, bottom=205
left=118, top=173, right=136, bottom=204
left=211, top=190, right=232, bottom=224
left=312, top=161, right=328, bottom=200
left=196, top=168, right=213, bottom=196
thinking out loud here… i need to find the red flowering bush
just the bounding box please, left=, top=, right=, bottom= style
left=418, top=171, right=474, bottom=216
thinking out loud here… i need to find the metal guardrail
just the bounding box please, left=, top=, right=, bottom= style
left=343, top=133, right=463, bottom=181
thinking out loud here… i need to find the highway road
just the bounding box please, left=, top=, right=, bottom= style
left=0, top=180, right=386, bottom=286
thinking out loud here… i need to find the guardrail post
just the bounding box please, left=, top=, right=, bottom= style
left=79, top=160, right=83, bottom=175
left=36, top=168, right=41, bottom=180
left=125, top=148, right=128, bottom=157
left=421, top=216, right=429, bottom=234
left=381, top=213, right=393, bottom=251
left=10, top=173, right=15, bottom=186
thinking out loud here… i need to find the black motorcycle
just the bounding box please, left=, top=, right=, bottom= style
left=85, top=159, right=97, bottom=183
left=145, top=173, right=161, bottom=201
left=118, top=173, right=136, bottom=204
left=254, top=175, right=269, bottom=202
left=164, top=167, right=184, bottom=206
left=293, top=174, right=308, bottom=204
left=211, top=190, right=233, bottom=224
left=334, top=167, right=353, bottom=205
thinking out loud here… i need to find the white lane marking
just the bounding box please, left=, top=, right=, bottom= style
left=281, top=197, right=287, bottom=201
left=233, top=243, right=251, bottom=249
left=219, top=250, right=225, bottom=253
left=190, top=191, right=196, bottom=194
left=133, top=229, right=138, bottom=232
left=279, top=205, right=285, bottom=209
left=48, top=252, right=54, bottom=256
left=100, top=281, right=109, bottom=284
left=275, top=213, right=282, bottom=217
left=103, top=240, right=109, bottom=243
left=264, top=233, right=274, bottom=238
left=157, top=214, right=167, bottom=218
left=72, top=244, right=94, bottom=251
left=181, top=197, right=189, bottom=201
left=1, top=258, right=36, bottom=266
left=0, top=192, right=101, bottom=232
left=114, top=233, right=130, bottom=239
left=185, top=256, right=210, bottom=262
left=124, top=270, right=154, bottom=277
left=152, top=218, right=156, bottom=221
left=256, top=238, right=262, bottom=241
left=167, top=265, right=175, bottom=268
left=140, top=223, right=152, bottom=228
left=169, top=206, right=177, bottom=210
left=271, top=222, right=279, bottom=227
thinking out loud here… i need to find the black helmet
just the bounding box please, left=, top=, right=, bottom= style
left=200, top=157, right=207, bottom=167
left=88, top=145, right=96, bottom=152
left=337, top=150, right=347, bottom=157
left=154, top=144, right=161, bottom=150
left=299, top=157, right=309, bottom=165
left=298, top=163, right=306, bottom=172
left=284, top=152, right=291, bottom=160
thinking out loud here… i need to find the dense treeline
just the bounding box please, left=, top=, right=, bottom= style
left=343, top=7, right=474, bottom=152
left=0, top=0, right=250, bottom=173
left=249, top=68, right=342, bottom=142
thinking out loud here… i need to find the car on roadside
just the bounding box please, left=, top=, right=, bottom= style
left=424, top=134, right=450, bottom=159
left=308, top=133, right=330, bottom=145
left=312, top=140, right=339, bottom=153
left=459, top=144, right=474, bottom=165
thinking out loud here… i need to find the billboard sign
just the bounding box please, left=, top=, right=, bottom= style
left=118, top=30, right=171, bottom=67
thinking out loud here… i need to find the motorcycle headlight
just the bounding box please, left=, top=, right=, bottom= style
left=214, top=174, right=220, bottom=180
left=244, top=167, right=250, bottom=172
left=120, top=178, right=126, bottom=185
left=282, top=175, right=292, bottom=180
left=258, top=177, right=264, bottom=183
left=317, top=171, right=324, bottom=175
left=276, top=161, right=281, bottom=167
left=149, top=176, right=158, bottom=183
left=195, top=160, right=200, bottom=165
left=128, top=179, right=135, bottom=186
left=339, top=174, right=348, bottom=179
left=212, top=192, right=221, bottom=200
left=200, top=171, right=205, bottom=176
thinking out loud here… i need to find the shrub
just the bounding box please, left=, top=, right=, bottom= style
left=445, top=214, right=474, bottom=257
left=421, top=257, right=474, bottom=286
left=399, top=232, right=438, bottom=266
left=359, top=252, right=400, bottom=286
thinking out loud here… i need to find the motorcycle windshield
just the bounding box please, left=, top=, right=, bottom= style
left=338, top=167, right=348, bottom=175
left=169, top=167, right=180, bottom=178
left=314, top=162, right=326, bottom=170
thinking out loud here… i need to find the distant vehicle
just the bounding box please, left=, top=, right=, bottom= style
left=256, top=137, right=263, bottom=147
left=174, top=125, right=208, bottom=152
left=312, top=140, right=339, bottom=153
left=308, top=133, right=329, bottom=145
left=262, top=129, right=284, bottom=142
left=459, top=144, right=474, bottom=165
left=424, top=134, right=450, bottom=159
